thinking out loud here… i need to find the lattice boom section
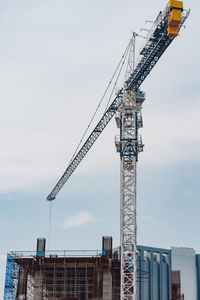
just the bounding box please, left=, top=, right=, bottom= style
left=47, top=91, right=123, bottom=201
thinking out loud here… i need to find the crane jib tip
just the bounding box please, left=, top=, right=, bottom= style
left=47, top=195, right=55, bottom=201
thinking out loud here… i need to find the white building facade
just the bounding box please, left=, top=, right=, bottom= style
left=171, top=247, right=200, bottom=300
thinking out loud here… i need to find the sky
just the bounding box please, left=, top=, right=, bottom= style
left=0, top=0, right=199, bottom=298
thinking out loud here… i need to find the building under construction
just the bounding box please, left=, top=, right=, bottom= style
left=4, top=236, right=200, bottom=300
left=3, top=1, right=193, bottom=300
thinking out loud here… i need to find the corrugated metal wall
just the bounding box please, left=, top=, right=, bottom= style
left=137, top=245, right=171, bottom=300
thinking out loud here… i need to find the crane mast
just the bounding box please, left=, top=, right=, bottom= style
left=115, top=36, right=145, bottom=300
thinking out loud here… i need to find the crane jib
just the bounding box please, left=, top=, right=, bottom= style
left=47, top=92, right=123, bottom=201
left=47, top=7, right=189, bottom=201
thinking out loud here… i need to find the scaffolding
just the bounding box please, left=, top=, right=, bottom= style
left=4, top=243, right=172, bottom=300
left=4, top=253, right=19, bottom=300
left=5, top=250, right=112, bottom=300
left=43, top=261, right=95, bottom=299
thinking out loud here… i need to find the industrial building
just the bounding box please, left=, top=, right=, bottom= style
left=4, top=237, right=200, bottom=300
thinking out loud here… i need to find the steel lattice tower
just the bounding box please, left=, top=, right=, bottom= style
left=115, top=35, right=145, bottom=300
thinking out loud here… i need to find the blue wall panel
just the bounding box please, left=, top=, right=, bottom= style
left=137, top=245, right=171, bottom=300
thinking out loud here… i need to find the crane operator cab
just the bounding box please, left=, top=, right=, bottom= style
left=167, top=0, right=183, bottom=37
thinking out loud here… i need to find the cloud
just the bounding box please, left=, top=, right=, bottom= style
left=63, top=211, right=95, bottom=229
left=0, top=0, right=198, bottom=193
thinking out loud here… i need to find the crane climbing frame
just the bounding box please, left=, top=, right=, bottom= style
left=47, top=1, right=189, bottom=300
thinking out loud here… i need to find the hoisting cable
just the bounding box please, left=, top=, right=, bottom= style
left=104, top=47, right=129, bottom=112
left=68, top=41, right=131, bottom=164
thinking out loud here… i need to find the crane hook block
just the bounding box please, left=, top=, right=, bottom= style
left=47, top=195, right=55, bottom=201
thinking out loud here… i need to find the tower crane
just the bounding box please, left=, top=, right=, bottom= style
left=47, top=1, right=189, bottom=299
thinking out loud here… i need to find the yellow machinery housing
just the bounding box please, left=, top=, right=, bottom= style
left=167, top=0, right=183, bottom=37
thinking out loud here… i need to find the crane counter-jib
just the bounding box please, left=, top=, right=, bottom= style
left=47, top=0, right=189, bottom=201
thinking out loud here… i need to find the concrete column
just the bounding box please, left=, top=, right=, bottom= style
left=94, top=263, right=103, bottom=300
left=103, top=269, right=112, bottom=300
left=16, top=268, right=27, bottom=300
left=34, top=271, right=43, bottom=300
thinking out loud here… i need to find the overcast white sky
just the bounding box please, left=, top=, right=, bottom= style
left=0, top=0, right=199, bottom=298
